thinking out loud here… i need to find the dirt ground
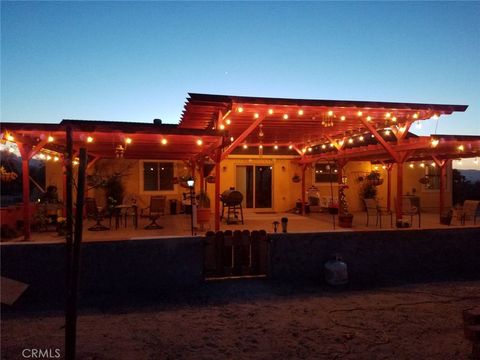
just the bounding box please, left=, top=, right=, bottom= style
left=2, top=280, right=479, bottom=360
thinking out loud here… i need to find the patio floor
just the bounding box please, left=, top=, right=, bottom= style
left=3, top=210, right=478, bottom=244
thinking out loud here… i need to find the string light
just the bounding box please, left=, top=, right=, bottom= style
left=384, top=129, right=391, bottom=136
left=366, top=116, right=372, bottom=122
left=259, top=144, right=263, bottom=149
left=243, top=144, right=248, bottom=149
left=237, top=107, right=243, bottom=113
left=268, top=109, right=274, bottom=115
left=6, top=134, right=14, bottom=141
left=373, top=165, right=379, bottom=171
left=321, top=144, right=326, bottom=149
left=46, top=155, right=52, bottom=161
left=48, top=136, right=54, bottom=142
left=409, top=163, right=415, bottom=168
left=431, top=139, right=439, bottom=147
left=86, top=136, right=94, bottom=143
left=392, top=116, right=397, bottom=122
left=298, top=109, right=304, bottom=116
left=348, top=138, right=353, bottom=144
left=254, top=113, right=259, bottom=119
left=53, top=156, right=59, bottom=162
left=458, top=145, right=464, bottom=151
left=72, top=159, right=79, bottom=166
left=125, top=137, right=132, bottom=144
left=230, top=136, right=234, bottom=142
left=357, top=111, right=363, bottom=117
left=327, top=110, right=334, bottom=116
left=420, top=162, right=425, bottom=168
left=219, top=124, right=225, bottom=130
left=274, top=144, right=278, bottom=150
left=385, top=112, right=391, bottom=119
left=283, top=114, right=289, bottom=120
left=329, top=143, right=334, bottom=148
left=382, top=165, right=387, bottom=170
left=340, top=116, right=346, bottom=121
left=39, top=154, right=46, bottom=159
left=431, top=162, right=436, bottom=167
left=413, top=113, right=419, bottom=119
left=225, top=119, right=231, bottom=125
left=288, top=144, right=293, bottom=150
left=359, top=135, right=364, bottom=141
left=161, top=138, right=167, bottom=145
left=196, top=139, right=203, bottom=146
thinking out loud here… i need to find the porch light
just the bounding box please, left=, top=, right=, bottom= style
left=392, top=116, right=397, bottom=122
left=268, top=109, right=274, bottom=115
left=48, top=136, right=54, bottom=142
left=125, top=137, right=132, bottom=144
left=283, top=114, right=289, bottom=120
left=219, top=124, right=225, bottom=130
left=357, top=111, right=363, bottom=117
left=6, top=134, right=14, bottom=141
left=340, top=116, right=346, bottom=121
left=196, top=139, right=203, bottom=146
left=413, top=113, right=419, bottom=119
left=385, top=112, right=391, bottom=118
left=86, top=136, right=94, bottom=143
left=430, top=139, right=439, bottom=147
left=225, top=119, right=231, bottom=125
left=254, top=113, right=259, bottom=119
left=409, top=163, right=415, bottom=168
left=458, top=145, right=464, bottom=151
left=186, top=177, right=195, bottom=188
left=161, top=138, right=167, bottom=145
left=298, top=109, right=304, bottom=116
left=237, top=107, right=243, bottom=113
left=327, top=110, right=333, bottom=116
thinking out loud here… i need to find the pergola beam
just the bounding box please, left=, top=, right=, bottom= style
left=221, top=115, right=265, bottom=160
left=359, top=118, right=401, bottom=162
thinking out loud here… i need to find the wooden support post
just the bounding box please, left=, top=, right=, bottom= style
left=65, top=148, right=87, bottom=360
left=387, top=165, right=392, bottom=212
left=18, top=144, right=32, bottom=241
left=396, top=162, right=404, bottom=223
left=301, top=165, right=306, bottom=215
left=214, top=150, right=221, bottom=231
left=439, top=161, right=448, bottom=217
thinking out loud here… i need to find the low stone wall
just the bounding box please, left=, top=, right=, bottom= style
left=269, top=228, right=480, bottom=286
left=1, top=237, right=203, bottom=306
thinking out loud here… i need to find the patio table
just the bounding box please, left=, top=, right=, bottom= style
left=113, top=204, right=138, bottom=230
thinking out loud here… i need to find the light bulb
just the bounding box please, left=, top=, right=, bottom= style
left=86, top=136, right=93, bottom=143
left=298, top=109, right=304, bottom=116
left=161, top=138, right=167, bottom=145
left=196, top=139, right=203, bottom=146
left=125, top=137, right=132, bottom=144
left=48, top=136, right=54, bottom=142
left=225, top=119, right=231, bottom=125
left=283, top=114, right=289, bottom=120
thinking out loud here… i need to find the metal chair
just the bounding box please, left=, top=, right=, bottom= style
left=363, top=198, right=392, bottom=228
left=458, top=200, right=480, bottom=225
left=85, top=197, right=109, bottom=231
left=397, top=196, right=421, bottom=228
left=141, top=196, right=166, bottom=229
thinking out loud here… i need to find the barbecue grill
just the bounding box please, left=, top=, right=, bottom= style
left=220, top=190, right=244, bottom=224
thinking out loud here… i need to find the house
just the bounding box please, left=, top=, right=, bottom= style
left=1, top=93, right=478, bottom=240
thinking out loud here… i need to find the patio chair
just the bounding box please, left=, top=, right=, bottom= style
left=458, top=200, right=480, bottom=225
left=141, top=196, right=166, bottom=229
left=85, top=197, right=109, bottom=231
left=363, top=198, right=392, bottom=228
left=396, top=196, right=421, bottom=228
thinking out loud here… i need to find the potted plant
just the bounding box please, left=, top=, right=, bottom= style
left=366, top=171, right=383, bottom=186
left=196, top=190, right=211, bottom=228
left=338, top=185, right=353, bottom=228
left=360, top=182, right=377, bottom=201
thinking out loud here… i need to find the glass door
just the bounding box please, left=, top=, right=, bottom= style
left=236, top=165, right=272, bottom=209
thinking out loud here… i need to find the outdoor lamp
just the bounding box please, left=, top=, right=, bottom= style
left=187, top=177, right=195, bottom=188
left=187, top=176, right=195, bottom=235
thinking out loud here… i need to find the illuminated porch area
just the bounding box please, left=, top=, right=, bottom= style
left=2, top=209, right=478, bottom=244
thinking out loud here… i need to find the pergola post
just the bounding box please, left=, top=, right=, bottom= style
left=386, top=164, right=393, bottom=212
left=301, top=165, right=306, bottom=215
left=18, top=144, right=32, bottom=241
left=214, top=150, right=221, bottom=231
left=395, top=162, right=404, bottom=224
left=337, top=160, right=346, bottom=208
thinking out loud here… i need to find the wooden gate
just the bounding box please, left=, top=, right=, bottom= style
left=204, top=230, right=268, bottom=278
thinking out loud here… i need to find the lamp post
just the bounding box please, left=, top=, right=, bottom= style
left=187, top=176, right=195, bottom=236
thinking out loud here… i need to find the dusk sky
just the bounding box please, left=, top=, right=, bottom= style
left=1, top=1, right=479, bottom=167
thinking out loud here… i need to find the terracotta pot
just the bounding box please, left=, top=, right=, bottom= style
left=196, top=208, right=211, bottom=224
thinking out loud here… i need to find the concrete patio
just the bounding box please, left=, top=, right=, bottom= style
left=3, top=210, right=478, bottom=244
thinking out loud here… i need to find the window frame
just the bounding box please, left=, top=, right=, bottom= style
left=139, top=160, right=177, bottom=195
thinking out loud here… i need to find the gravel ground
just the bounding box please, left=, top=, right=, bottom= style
left=2, top=280, right=479, bottom=360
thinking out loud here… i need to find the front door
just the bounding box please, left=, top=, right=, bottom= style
left=235, top=165, right=272, bottom=209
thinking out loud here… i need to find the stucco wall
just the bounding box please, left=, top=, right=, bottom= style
left=269, top=228, right=480, bottom=286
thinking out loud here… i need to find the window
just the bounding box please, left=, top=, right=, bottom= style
left=314, top=163, right=338, bottom=183
left=143, top=162, right=174, bottom=191
left=424, top=165, right=440, bottom=190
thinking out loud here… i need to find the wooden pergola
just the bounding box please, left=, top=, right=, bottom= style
left=2, top=93, right=477, bottom=240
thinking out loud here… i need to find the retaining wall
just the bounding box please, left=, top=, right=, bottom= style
left=269, top=228, right=480, bottom=285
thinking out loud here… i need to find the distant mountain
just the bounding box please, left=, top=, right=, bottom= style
left=459, top=169, right=480, bottom=183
